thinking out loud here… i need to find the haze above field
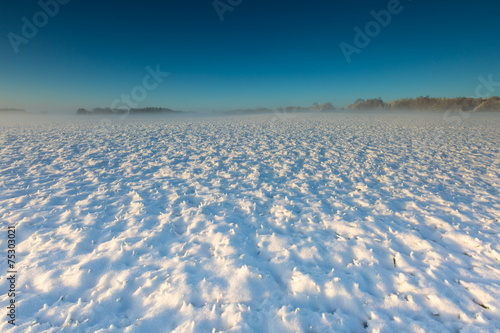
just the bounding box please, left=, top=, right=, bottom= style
left=1, top=0, right=500, bottom=112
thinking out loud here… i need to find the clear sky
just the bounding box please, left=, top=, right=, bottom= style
left=1, top=0, right=500, bottom=112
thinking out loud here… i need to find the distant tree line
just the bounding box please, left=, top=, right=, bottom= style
left=130, top=107, right=181, bottom=114
left=75, top=97, right=500, bottom=116
left=345, top=96, right=500, bottom=111
left=277, top=102, right=336, bottom=112
left=217, top=102, right=336, bottom=115
left=77, top=107, right=182, bottom=115
left=218, top=97, right=500, bottom=114
left=0, top=108, right=25, bottom=112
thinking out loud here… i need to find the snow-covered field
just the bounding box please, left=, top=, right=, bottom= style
left=0, top=112, right=499, bottom=332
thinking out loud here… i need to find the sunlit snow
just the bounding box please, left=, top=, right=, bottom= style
left=0, top=112, right=499, bottom=332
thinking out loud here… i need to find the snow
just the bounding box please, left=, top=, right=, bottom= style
left=0, top=112, right=499, bottom=332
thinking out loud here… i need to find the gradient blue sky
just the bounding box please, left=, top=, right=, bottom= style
left=1, top=0, right=500, bottom=112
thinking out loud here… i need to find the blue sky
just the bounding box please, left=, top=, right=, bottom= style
left=1, top=0, right=500, bottom=112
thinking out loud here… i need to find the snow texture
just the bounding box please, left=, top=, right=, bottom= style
left=0, top=112, right=499, bottom=332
